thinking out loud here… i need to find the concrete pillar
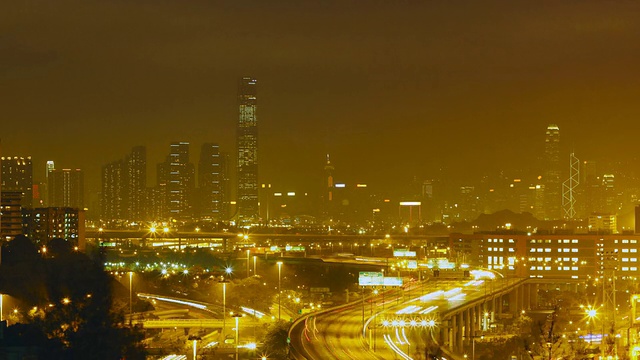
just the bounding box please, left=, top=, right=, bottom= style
left=496, top=295, right=503, bottom=314
left=524, top=284, right=531, bottom=310
left=530, top=283, right=538, bottom=308
left=518, top=285, right=525, bottom=312
left=456, top=312, right=463, bottom=351
left=470, top=306, right=477, bottom=337
left=465, top=308, right=471, bottom=340
left=509, top=289, right=518, bottom=313
left=450, top=315, right=456, bottom=349
left=440, top=323, right=447, bottom=345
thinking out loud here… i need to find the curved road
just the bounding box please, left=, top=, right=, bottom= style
left=291, top=277, right=517, bottom=360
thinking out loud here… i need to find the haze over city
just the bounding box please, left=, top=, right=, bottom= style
left=3, top=0, right=640, bottom=196
left=5, top=2, right=640, bottom=360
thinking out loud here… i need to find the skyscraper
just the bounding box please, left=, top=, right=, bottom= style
left=127, top=146, right=147, bottom=220
left=158, top=142, right=194, bottom=220
left=48, top=168, right=84, bottom=209
left=1, top=156, right=33, bottom=208
left=237, top=77, right=259, bottom=224
left=101, top=146, right=147, bottom=222
left=543, top=124, right=561, bottom=219
left=199, top=143, right=226, bottom=220
left=102, top=159, right=125, bottom=220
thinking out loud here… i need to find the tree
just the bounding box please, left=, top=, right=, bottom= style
left=261, top=320, right=290, bottom=360
left=0, top=235, right=147, bottom=359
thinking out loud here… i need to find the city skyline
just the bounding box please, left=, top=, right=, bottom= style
left=3, top=1, right=640, bottom=196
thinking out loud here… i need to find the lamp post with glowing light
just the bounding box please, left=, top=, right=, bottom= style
left=220, top=278, right=230, bottom=341
left=277, top=261, right=283, bottom=321
left=586, top=306, right=597, bottom=345
left=129, top=271, right=133, bottom=322
left=253, top=255, right=257, bottom=276
left=246, top=249, right=251, bottom=277
left=231, top=313, right=242, bottom=360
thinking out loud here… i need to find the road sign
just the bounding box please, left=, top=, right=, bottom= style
left=383, top=277, right=403, bottom=286
left=393, top=249, right=416, bottom=257
left=359, top=271, right=384, bottom=286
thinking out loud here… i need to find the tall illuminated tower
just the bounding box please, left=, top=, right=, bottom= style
left=543, top=124, right=561, bottom=219
left=236, top=77, right=259, bottom=225
left=323, top=154, right=335, bottom=219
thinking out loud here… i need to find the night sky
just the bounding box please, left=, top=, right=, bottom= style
left=3, top=0, right=640, bottom=195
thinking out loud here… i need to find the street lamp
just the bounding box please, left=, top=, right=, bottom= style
left=586, top=306, right=597, bottom=345
left=129, top=271, right=133, bottom=322
left=246, top=249, right=251, bottom=277
left=253, top=256, right=257, bottom=276
left=277, top=261, right=283, bottom=321
left=188, top=335, right=201, bottom=359
left=220, top=279, right=230, bottom=341
left=232, top=313, right=243, bottom=360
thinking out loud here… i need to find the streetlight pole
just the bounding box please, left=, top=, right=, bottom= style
left=129, top=271, right=133, bottom=323
left=232, top=313, right=242, bottom=360
left=253, top=255, right=257, bottom=276
left=220, top=279, right=229, bottom=341
left=277, top=261, right=283, bottom=321
left=246, top=249, right=250, bottom=277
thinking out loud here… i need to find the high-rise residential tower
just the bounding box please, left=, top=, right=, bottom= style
left=1, top=156, right=33, bottom=208
left=48, top=168, right=84, bottom=209
left=543, top=124, right=562, bottom=219
left=159, top=142, right=194, bottom=220
left=101, top=146, right=147, bottom=222
left=102, top=159, right=125, bottom=220
left=199, top=143, right=226, bottom=220
left=127, top=146, right=147, bottom=220
left=237, top=77, right=259, bottom=224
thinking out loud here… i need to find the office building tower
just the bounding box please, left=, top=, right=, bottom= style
left=1, top=156, right=33, bottom=208
left=543, top=124, right=561, bottom=219
left=220, top=151, right=231, bottom=220
left=237, top=77, right=259, bottom=224
left=48, top=169, right=84, bottom=209
left=158, top=142, right=194, bottom=219
left=323, top=154, right=335, bottom=219
left=199, top=143, right=225, bottom=220
left=127, top=146, right=147, bottom=220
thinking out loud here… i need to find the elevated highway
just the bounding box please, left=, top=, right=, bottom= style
left=289, top=276, right=546, bottom=360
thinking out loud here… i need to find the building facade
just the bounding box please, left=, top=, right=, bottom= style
left=199, top=143, right=227, bottom=221
left=543, top=124, right=562, bottom=220
left=237, top=77, right=259, bottom=225
left=48, top=169, right=84, bottom=209
left=1, top=156, right=33, bottom=208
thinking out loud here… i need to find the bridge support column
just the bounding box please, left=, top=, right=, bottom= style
left=449, top=316, right=456, bottom=350
left=496, top=295, right=502, bottom=315
left=470, top=306, right=477, bottom=337
left=456, top=312, right=463, bottom=352
left=518, top=285, right=525, bottom=312
left=523, top=284, right=531, bottom=310
left=530, top=283, right=538, bottom=309
left=509, top=289, right=518, bottom=314
left=464, top=308, right=471, bottom=340
left=440, top=320, right=448, bottom=346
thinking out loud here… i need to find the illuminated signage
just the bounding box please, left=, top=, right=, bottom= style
left=383, top=277, right=403, bottom=286
left=394, top=249, right=417, bottom=257
left=359, top=271, right=384, bottom=286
